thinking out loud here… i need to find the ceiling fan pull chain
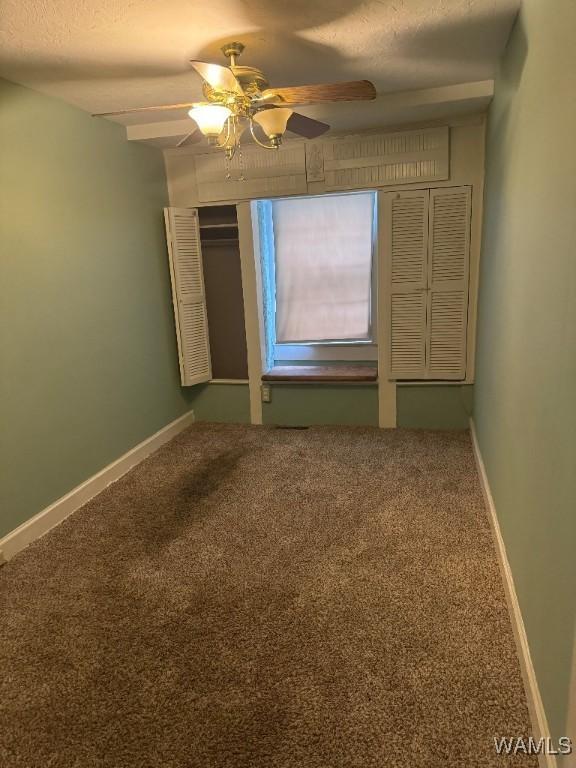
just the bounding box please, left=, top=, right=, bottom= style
left=238, top=146, right=245, bottom=182
left=225, top=149, right=232, bottom=180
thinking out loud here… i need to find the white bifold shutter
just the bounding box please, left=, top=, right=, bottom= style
left=164, top=207, right=212, bottom=386
left=387, top=190, right=429, bottom=379
left=386, top=186, right=471, bottom=380
left=426, top=187, right=471, bottom=380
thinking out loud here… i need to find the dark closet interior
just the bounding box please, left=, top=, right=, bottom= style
left=198, top=205, right=249, bottom=380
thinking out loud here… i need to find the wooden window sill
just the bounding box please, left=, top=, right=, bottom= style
left=262, top=364, right=378, bottom=383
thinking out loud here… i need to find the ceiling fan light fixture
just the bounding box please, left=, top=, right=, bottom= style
left=188, top=104, right=231, bottom=139
left=253, top=108, right=292, bottom=140
left=93, top=43, right=377, bottom=171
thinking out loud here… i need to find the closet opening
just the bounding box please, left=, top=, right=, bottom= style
left=198, top=205, right=248, bottom=381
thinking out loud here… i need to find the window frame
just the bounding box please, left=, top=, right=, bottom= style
left=272, top=341, right=378, bottom=362
left=267, top=190, right=378, bottom=358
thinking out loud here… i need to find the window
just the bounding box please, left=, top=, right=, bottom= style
left=259, top=192, right=376, bottom=356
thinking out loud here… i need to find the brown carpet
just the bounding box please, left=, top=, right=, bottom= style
left=0, top=424, right=536, bottom=767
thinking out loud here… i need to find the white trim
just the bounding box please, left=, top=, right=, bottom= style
left=377, top=189, right=397, bottom=427
left=237, top=201, right=265, bottom=425
left=209, top=379, right=249, bottom=385
left=0, top=410, right=195, bottom=563
left=274, top=343, right=378, bottom=362
left=565, top=630, right=576, bottom=767
left=396, top=381, right=470, bottom=386
left=469, top=418, right=556, bottom=768
left=464, top=118, right=486, bottom=382
left=265, top=380, right=378, bottom=387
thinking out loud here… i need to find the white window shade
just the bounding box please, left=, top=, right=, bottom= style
left=272, top=193, right=375, bottom=343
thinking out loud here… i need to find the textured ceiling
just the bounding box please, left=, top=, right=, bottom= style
left=0, top=0, right=520, bottom=130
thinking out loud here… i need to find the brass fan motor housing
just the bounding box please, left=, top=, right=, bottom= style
left=220, top=41, right=269, bottom=98
left=221, top=42, right=245, bottom=60
left=202, top=60, right=270, bottom=113
left=202, top=82, right=252, bottom=117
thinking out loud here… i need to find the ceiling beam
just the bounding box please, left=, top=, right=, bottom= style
left=125, top=80, right=494, bottom=143
left=380, top=79, right=494, bottom=110
left=126, top=119, right=194, bottom=141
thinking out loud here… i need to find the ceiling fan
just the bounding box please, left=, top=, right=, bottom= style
left=94, top=42, right=376, bottom=156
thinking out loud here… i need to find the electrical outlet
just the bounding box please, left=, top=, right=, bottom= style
left=261, top=384, right=271, bottom=403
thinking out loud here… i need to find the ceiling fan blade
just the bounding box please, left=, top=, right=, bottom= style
left=286, top=112, right=330, bottom=139
left=189, top=61, right=243, bottom=94
left=252, top=91, right=281, bottom=106
left=93, top=102, right=195, bottom=117
left=261, top=80, right=376, bottom=106
left=175, top=128, right=202, bottom=148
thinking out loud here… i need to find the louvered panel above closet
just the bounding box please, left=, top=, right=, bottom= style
left=312, top=126, right=449, bottom=191
left=194, top=143, right=307, bottom=203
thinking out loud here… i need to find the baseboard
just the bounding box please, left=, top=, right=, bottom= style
left=564, top=633, right=576, bottom=768
left=469, top=418, right=556, bottom=768
left=0, top=410, right=195, bottom=562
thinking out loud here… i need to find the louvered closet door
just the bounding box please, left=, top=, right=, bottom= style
left=426, top=187, right=471, bottom=380
left=164, top=208, right=212, bottom=386
left=388, top=190, right=429, bottom=379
